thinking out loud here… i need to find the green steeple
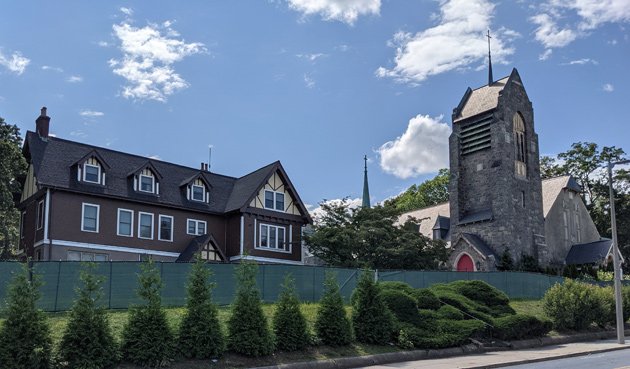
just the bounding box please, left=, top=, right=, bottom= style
left=362, top=155, right=370, bottom=208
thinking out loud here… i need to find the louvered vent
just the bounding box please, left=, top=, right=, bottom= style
left=460, top=115, right=492, bottom=155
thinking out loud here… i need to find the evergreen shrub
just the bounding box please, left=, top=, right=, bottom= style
left=121, top=260, right=174, bottom=367
left=592, top=286, right=616, bottom=328
left=445, top=280, right=514, bottom=316
left=352, top=271, right=394, bottom=345
left=273, top=275, right=310, bottom=351
left=542, top=279, right=602, bottom=331
left=379, top=281, right=416, bottom=296
left=413, top=288, right=441, bottom=310
left=227, top=261, right=274, bottom=357
left=491, top=314, right=552, bottom=341
left=380, top=289, right=419, bottom=325
left=315, top=272, right=352, bottom=346
left=178, top=259, right=225, bottom=359
left=57, top=264, right=118, bottom=369
left=0, top=264, right=52, bottom=369
left=429, top=286, right=494, bottom=323
left=437, top=305, right=464, bottom=320
left=436, top=319, right=487, bottom=338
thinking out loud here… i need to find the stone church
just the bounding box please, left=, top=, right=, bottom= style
left=399, top=68, right=616, bottom=271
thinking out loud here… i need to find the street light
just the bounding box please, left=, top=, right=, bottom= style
left=607, top=158, right=630, bottom=344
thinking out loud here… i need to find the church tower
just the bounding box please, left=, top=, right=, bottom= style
left=362, top=155, right=371, bottom=208
left=448, top=68, right=547, bottom=270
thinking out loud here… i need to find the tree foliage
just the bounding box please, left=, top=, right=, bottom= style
left=121, top=259, right=174, bottom=367
left=542, top=142, right=629, bottom=260
left=178, top=258, right=225, bottom=359
left=314, top=273, right=352, bottom=346
left=0, top=263, right=52, bottom=369
left=227, top=261, right=274, bottom=357
left=0, top=117, right=27, bottom=260
left=384, top=169, right=450, bottom=213
left=57, top=264, right=118, bottom=369
left=305, top=201, right=448, bottom=269
left=272, top=275, right=310, bottom=351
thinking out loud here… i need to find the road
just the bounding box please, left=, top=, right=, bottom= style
left=502, top=349, right=630, bottom=369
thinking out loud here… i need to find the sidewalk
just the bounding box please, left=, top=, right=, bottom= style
left=364, top=339, right=630, bottom=369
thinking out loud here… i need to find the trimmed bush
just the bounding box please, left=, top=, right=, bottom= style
left=430, top=286, right=494, bottom=323
left=413, top=288, right=441, bottom=310
left=379, top=281, right=417, bottom=296
left=381, top=289, right=419, bottom=325
left=542, top=279, right=603, bottom=331
left=121, top=259, right=175, bottom=367
left=0, top=264, right=52, bottom=369
left=437, top=305, right=464, bottom=320
left=352, top=271, right=395, bottom=345
left=436, top=319, right=487, bottom=338
left=227, top=261, right=274, bottom=357
left=178, top=259, right=225, bottom=359
left=315, top=272, right=352, bottom=346
left=448, top=280, right=510, bottom=307
left=492, top=314, right=552, bottom=341
left=57, top=264, right=118, bottom=369
left=273, top=275, right=310, bottom=352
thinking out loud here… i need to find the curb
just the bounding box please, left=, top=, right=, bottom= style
left=253, top=329, right=630, bottom=369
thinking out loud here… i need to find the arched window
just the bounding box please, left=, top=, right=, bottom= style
left=513, top=113, right=527, bottom=177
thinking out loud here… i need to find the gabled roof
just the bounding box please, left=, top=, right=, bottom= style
left=175, top=233, right=226, bottom=262
left=453, top=76, right=509, bottom=122
left=542, top=175, right=582, bottom=217
left=398, top=202, right=450, bottom=239
left=461, top=233, right=498, bottom=260
left=23, top=131, right=310, bottom=222
left=565, top=239, right=614, bottom=265
left=73, top=149, right=111, bottom=169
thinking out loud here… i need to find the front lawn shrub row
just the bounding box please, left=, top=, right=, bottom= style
left=2, top=265, right=577, bottom=369
left=542, top=279, right=630, bottom=331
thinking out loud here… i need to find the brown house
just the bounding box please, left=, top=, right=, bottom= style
left=18, top=108, right=312, bottom=264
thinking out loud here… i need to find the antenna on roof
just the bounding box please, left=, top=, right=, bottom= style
left=208, top=145, right=213, bottom=172
left=487, top=29, right=493, bottom=86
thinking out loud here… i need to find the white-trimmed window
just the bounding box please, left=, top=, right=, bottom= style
left=159, top=215, right=174, bottom=242
left=187, top=219, right=207, bottom=235
left=68, top=250, right=108, bottom=262
left=264, top=190, right=285, bottom=212
left=80, top=157, right=104, bottom=185
left=138, top=212, right=154, bottom=239
left=36, top=200, right=44, bottom=230
left=117, top=209, right=134, bottom=237
left=140, top=175, right=155, bottom=193
left=258, top=224, right=287, bottom=251
left=192, top=185, right=205, bottom=201
left=81, top=203, right=100, bottom=233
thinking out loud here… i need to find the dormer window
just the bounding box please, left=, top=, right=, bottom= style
left=135, top=168, right=158, bottom=194
left=79, top=157, right=105, bottom=185
left=186, top=178, right=209, bottom=203
left=264, top=190, right=285, bottom=212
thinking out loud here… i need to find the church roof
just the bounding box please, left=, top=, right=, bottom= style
left=398, top=202, right=450, bottom=240
left=461, top=233, right=498, bottom=259
left=565, top=239, right=613, bottom=265
left=454, top=76, right=510, bottom=122
left=398, top=175, right=582, bottom=238
left=542, top=175, right=582, bottom=217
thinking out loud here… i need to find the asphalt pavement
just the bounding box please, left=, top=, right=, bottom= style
left=501, top=349, right=630, bottom=369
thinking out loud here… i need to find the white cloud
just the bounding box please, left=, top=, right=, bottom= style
left=603, top=83, right=614, bottom=92
left=296, top=53, right=327, bottom=62
left=67, top=75, right=83, bottom=83
left=309, top=198, right=363, bottom=222
left=42, top=65, right=64, bottom=72
left=378, top=114, right=451, bottom=179
left=97, top=41, right=110, bottom=47
left=531, top=0, right=630, bottom=51
left=303, top=73, right=315, bottom=88
left=376, top=0, right=514, bottom=84
left=79, top=110, right=104, bottom=117
left=0, top=50, right=30, bottom=75
left=120, top=7, right=133, bottom=16
left=286, top=0, right=380, bottom=25
left=538, top=49, right=553, bottom=61
left=109, top=18, right=206, bottom=102
left=562, top=58, right=598, bottom=65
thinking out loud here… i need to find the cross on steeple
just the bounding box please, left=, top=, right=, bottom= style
left=487, top=29, right=493, bottom=86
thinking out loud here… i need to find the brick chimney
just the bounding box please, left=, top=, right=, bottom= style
left=36, top=107, right=50, bottom=138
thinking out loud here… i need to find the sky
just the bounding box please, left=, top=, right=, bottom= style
left=1, top=0, right=629, bottom=212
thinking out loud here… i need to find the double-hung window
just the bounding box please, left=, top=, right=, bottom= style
left=36, top=200, right=44, bottom=230
left=159, top=215, right=174, bottom=242
left=138, top=212, right=154, bottom=239
left=117, top=209, right=134, bottom=237
left=81, top=203, right=99, bottom=233
left=264, top=190, right=285, bottom=212
left=191, top=185, right=205, bottom=202
left=259, top=224, right=287, bottom=251
left=187, top=219, right=207, bottom=235
left=84, top=163, right=100, bottom=183
left=140, top=175, right=155, bottom=193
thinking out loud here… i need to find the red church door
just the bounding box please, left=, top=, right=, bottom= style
left=457, top=254, right=474, bottom=272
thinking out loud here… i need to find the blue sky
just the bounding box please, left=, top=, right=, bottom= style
left=1, top=0, right=628, bottom=211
